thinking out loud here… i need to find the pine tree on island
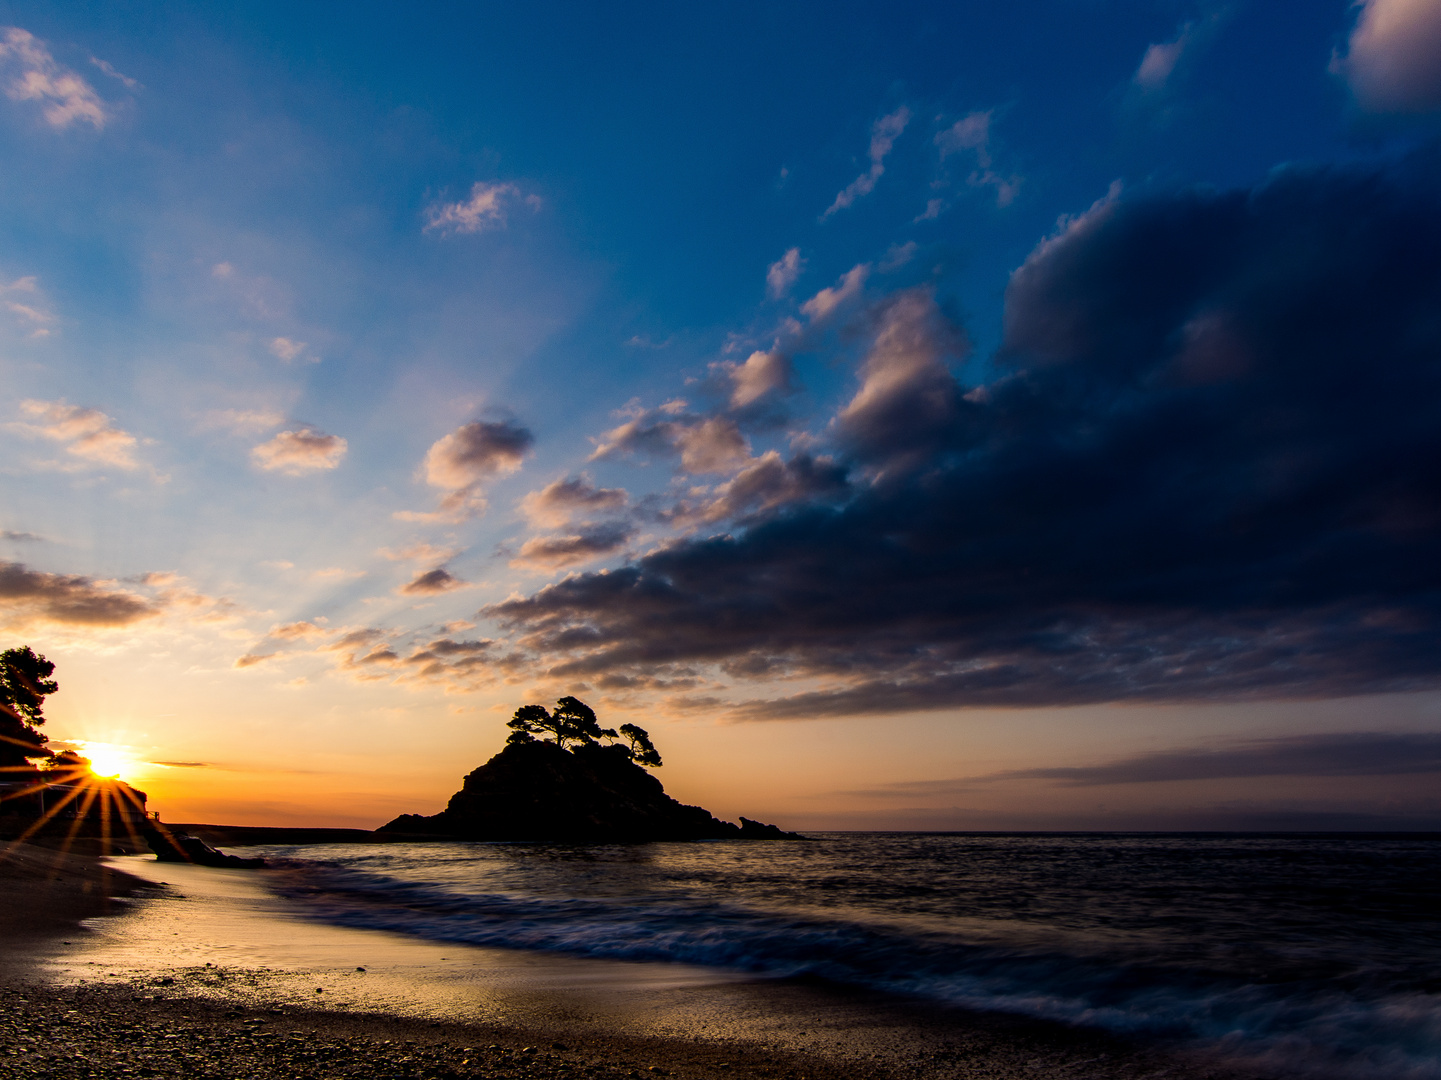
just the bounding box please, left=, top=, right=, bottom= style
left=505, top=696, right=662, bottom=767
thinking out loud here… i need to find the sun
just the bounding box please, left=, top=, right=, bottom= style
left=77, top=742, right=137, bottom=779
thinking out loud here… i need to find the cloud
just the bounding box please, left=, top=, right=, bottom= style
left=397, top=567, right=469, bottom=596
left=250, top=427, right=347, bottom=475
left=663, top=450, right=848, bottom=529
left=14, top=399, right=141, bottom=469
left=519, top=476, right=628, bottom=528
left=590, top=408, right=751, bottom=475
left=399, top=636, right=502, bottom=690
left=823, top=107, right=910, bottom=218
left=1333, top=0, right=1441, bottom=112
left=308, top=567, right=364, bottom=581
left=425, top=181, right=541, bottom=236
left=89, top=56, right=138, bottom=90
left=0, top=531, right=44, bottom=542
left=934, top=110, right=1020, bottom=207
left=510, top=524, right=634, bottom=571
left=914, top=198, right=944, bottom=222
left=319, top=627, right=509, bottom=692
left=0, top=27, right=108, bottom=129
left=378, top=542, right=461, bottom=564
left=486, top=149, right=1441, bottom=717
left=397, top=419, right=534, bottom=522
left=988, top=732, right=1441, bottom=785
left=0, top=561, right=159, bottom=629
left=880, top=242, right=918, bottom=272
left=2, top=276, right=55, bottom=336
left=800, top=263, right=870, bottom=323
left=268, top=337, right=308, bottom=362
left=268, top=620, right=329, bottom=641
left=1134, top=32, right=1188, bottom=92
left=716, top=348, right=796, bottom=410
left=833, top=288, right=970, bottom=470
left=203, top=408, right=286, bottom=434
left=233, top=652, right=276, bottom=669
left=766, top=248, right=805, bottom=298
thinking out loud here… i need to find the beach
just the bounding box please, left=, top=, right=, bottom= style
left=0, top=841, right=1253, bottom=1080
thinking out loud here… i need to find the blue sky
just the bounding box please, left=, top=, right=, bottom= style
left=4, top=0, right=1441, bottom=829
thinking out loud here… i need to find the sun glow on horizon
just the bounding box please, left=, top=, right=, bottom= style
left=74, top=742, right=141, bottom=780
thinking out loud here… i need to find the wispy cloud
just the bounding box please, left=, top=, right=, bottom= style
left=268, top=620, right=330, bottom=641
left=203, top=408, right=286, bottom=434
left=987, top=733, right=1441, bottom=786
left=2, top=276, right=55, bottom=337
left=934, top=110, right=1020, bottom=208
left=0, top=27, right=108, bottom=129
left=250, top=427, right=347, bottom=475
left=268, top=337, right=309, bottom=362
left=378, top=541, right=461, bottom=564
left=89, top=56, right=138, bottom=90
left=425, top=181, right=541, bottom=236
left=14, top=399, right=142, bottom=470
left=800, top=263, right=870, bottom=323
left=823, top=107, right=910, bottom=218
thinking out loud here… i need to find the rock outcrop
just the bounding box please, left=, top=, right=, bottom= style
left=143, top=821, right=266, bottom=868
left=379, top=739, right=804, bottom=842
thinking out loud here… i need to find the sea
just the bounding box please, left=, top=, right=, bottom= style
left=250, top=832, right=1441, bottom=1078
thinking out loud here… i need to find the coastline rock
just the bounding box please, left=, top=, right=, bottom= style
left=379, top=740, right=804, bottom=842
left=144, top=822, right=266, bottom=868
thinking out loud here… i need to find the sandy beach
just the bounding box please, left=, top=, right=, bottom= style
left=0, top=843, right=1259, bottom=1080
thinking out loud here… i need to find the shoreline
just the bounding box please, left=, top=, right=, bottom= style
left=0, top=843, right=1260, bottom=1080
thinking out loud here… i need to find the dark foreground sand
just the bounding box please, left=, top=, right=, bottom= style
left=0, top=843, right=1258, bottom=1080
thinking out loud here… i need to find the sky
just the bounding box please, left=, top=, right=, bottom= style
left=3, top=0, right=1441, bottom=830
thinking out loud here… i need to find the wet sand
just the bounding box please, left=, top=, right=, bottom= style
left=0, top=845, right=1259, bottom=1080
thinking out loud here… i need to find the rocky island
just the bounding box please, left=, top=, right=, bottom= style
left=381, top=696, right=803, bottom=842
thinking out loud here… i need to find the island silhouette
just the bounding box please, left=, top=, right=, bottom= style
left=381, top=696, right=803, bottom=842
left=4, top=649, right=800, bottom=851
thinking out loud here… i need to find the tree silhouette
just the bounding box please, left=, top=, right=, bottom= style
left=504, top=697, right=660, bottom=765
left=507, top=696, right=617, bottom=749
left=618, top=723, right=662, bottom=768
left=0, top=646, right=56, bottom=769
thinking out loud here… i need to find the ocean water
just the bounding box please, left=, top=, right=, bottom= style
left=251, top=833, right=1441, bottom=1077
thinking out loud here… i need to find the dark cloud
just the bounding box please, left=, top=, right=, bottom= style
left=488, top=149, right=1441, bottom=717
left=0, top=531, right=44, bottom=542
left=0, top=561, right=160, bottom=627
left=988, top=732, right=1441, bottom=785
left=398, top=567, right=468, bottom=595
left=402, top=636, right=498, bottom=685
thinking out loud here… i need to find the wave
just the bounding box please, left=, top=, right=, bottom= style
left=266, top=853, right=1441, bottom=1079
